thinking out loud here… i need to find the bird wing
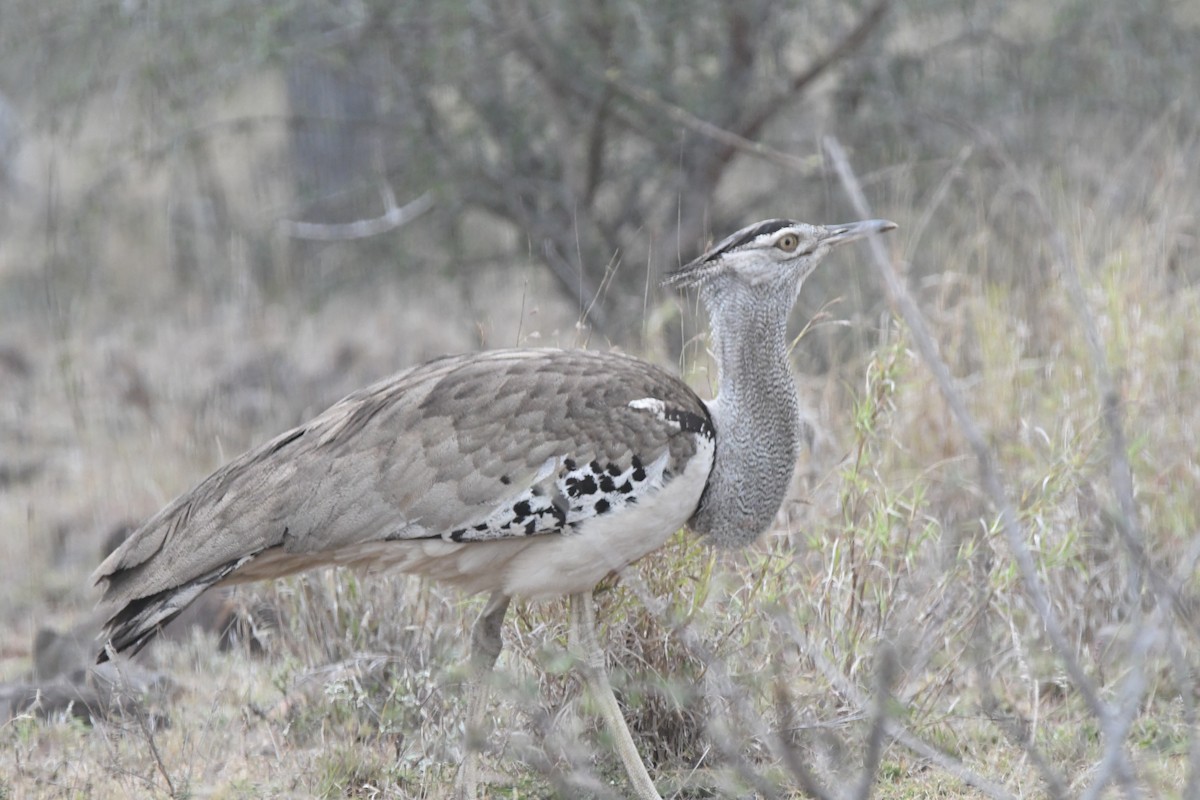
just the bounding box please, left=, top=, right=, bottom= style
left=92, top=348, right=712, bottom=656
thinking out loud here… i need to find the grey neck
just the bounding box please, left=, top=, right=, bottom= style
left=689, top=280, right=803, bottom=547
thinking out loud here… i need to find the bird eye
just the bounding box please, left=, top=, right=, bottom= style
left=775, top=234, right=800, bottom=253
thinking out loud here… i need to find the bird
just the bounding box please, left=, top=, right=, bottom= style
left=92, top=216, right=896, bottom=799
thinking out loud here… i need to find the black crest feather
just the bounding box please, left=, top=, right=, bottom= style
left=702, top=218, right=795, bottom=263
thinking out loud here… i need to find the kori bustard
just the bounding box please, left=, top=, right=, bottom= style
left=93, top=217, right=896, bottom=799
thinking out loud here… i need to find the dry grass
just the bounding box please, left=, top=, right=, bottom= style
left=2, top=12, right=1200, bottom=797
left=4, top=163, right=1198, bottom=796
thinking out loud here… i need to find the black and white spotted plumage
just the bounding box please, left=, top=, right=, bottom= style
left=446, top=452, right=664, bottom=542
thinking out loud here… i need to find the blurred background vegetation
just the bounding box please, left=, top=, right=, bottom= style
left=1, top=0, right=1199, bottom=797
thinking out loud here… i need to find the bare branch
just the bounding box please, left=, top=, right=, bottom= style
left=853, top=643, right=896, bottom=800
left=884, top=720, right=1018, bottom=800
left=907, top=145, right=973, bottom=259
left=604, top=74, right=823, bottom=177
left=1080, top=609, right=1159, bottom=800
left=731, top=0, right=893, bottom=149
left=972, top=585, right=1071, bottom=797
left=1041, top=185, right=1146, bottom=800
left=277, top=188, right=433, bottom=242
left=773, top=676, right=838, bottom=800
left=704, top=680, right=783, bottom=800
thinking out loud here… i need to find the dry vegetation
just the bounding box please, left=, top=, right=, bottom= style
left=2, top=1, right=1199, bottom=798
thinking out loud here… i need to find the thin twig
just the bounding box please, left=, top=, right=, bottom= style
left=1079, top=607, right=1160, bottom=800
left=277, top=188, right=433, bottom=241
left=724, top=0, right=893, bottom=151
left=604, top=75, right=822, bottom=176
left=1044, top=201, right=1145, bottom=800
left=907, top=145, right=973, bottom=259
left=704, top=681, right=783, bottom=800
left=853, top=643, right=897, bottom=800
left=773, top=675, right=837, bottom=800
left=969, top=542, right=1070, bottom=798
left=102, top=646, right=177, bottom=798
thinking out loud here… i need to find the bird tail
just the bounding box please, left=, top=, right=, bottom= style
left=96, top=552, right=261, bottom=663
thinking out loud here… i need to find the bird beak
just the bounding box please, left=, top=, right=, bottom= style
left=820, top=219, right=898, bottom=247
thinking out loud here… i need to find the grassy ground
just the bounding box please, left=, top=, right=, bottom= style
left=2, top=77, right=1199, bottom=800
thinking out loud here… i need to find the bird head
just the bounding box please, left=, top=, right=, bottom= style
left=664, top=218, right=897, bottom=297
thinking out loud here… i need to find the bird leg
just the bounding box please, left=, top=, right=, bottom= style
left=455, top=591, right=511, bottom=800
left=568, top=591, right=663, bottom=800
